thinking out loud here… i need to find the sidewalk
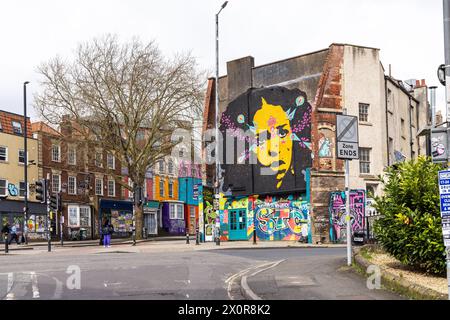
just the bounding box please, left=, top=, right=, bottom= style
left=0, top=239, right=346, bottom=256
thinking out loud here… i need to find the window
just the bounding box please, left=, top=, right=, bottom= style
left=95, top=178, right=103, bottom=196
left=136, top=131, right=145, bottom=141
left=169, top=181, right=173, bottom=198
left=358, top=103, right=369, bottom=122
left=0, top=179, right=6, bottom=196
left=168, top=160, right=174, bottom=174
left=19, top=181, right=27, bottom=198
left=68, top=148, right=76, bottom=165
left=68, top=206, right=79, bottom=227
left=159, top=179, right=164, bottom=197
left=169, top=203, right=184, bottom=220
left=401, top=118, right=405, bottom=137
left=12, top=121, right=22, bottom=135
left=388, top=137, right=394, bottom=166
left=366, top=185, right=376, bottom=198
left=179, top=148, right=185, bottom=158
left=0, top=121, right=2, bottom=131
left=107, top=153, right=115, bottom=170
left=95, top=151, right=103, bottom=167
left=52, top=174, right=61, bottom=193
left=0, top=146, right=8, bottom=161
left=128, top=179, right=133, bottom=199
left=79, top=206, right=91, bottom=227
left=51, top=144, right=60, bottom=162
left=68, top=176, right=76, bottom=195
left=359, top=148, right=371, bottom=174
left=108, top=180, right=115, bottom=197
left=18, top=150, right=25, bottom=164
left=159, top=160, right=165, bottom=173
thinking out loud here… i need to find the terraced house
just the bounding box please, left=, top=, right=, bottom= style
left=32, top=119, right=127, bottom=241
left=0, top=110, right=46, bottom=241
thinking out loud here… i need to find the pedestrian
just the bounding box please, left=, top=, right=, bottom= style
left=1, top=222, right=10, bottom=242
left=102, top=220, right=113, bottom=248
left=8, top=224, right=20, bottom=245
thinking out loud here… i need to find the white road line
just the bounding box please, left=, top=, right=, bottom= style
left=226, top=261, right=273, bottom=300
left=52, top=276, right=63, bottom=300
left=7, top=273, right=13, bottom=294
left=241, top=259, right=286, bottom=300
left=30, top=272, right=40, bottom=299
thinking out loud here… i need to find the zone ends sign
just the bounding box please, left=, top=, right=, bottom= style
left=337, top=142, right=359, bottom=159
left=336, top=114, right=360, bottom=160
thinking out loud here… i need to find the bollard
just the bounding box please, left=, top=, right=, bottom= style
left=4, top=235, right=8, bottom=254
left=186, top=232, right=190, bottom=244
left=195, top=231, right=199, bottom=245
left=216, top=228, right=221, bottom=246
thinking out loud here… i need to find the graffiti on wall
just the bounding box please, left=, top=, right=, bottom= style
left=203, top=201, right=216, bottom=237
left=219, top=86, right=312, bottom=195
left=329, top=190, right=365, bottom=242
left=254, top=197, right=309, bottom=241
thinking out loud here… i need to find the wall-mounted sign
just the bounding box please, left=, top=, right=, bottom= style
left=438, top=170, right=450, bottom=247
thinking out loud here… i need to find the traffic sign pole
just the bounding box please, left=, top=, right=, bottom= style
left=345, top=158, right=351, bottom=266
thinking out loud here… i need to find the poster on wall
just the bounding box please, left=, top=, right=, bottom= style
left=219, top=86, right=312, bottom=196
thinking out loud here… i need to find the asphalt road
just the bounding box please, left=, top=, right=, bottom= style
left=0, top=247, right=403, bottom=300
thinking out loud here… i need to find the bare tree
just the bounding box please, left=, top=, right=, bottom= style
left=35, top=34, right=206, bottom=239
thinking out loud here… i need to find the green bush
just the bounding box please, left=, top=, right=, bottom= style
left=373, top=156, right=446, bottom=275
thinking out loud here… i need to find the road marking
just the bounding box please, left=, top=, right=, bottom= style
left=241, top=260, right=286, bottom=301
left=186, top=294, right=190, bottom=298
left=52, top=276, right=63, bottom=300
left=30, top=272, right=40, bottom=299
left=226, top=261, right=273, bottom=300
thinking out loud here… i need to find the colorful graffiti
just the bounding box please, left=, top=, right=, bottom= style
left=329, top=190, right=366, bottom=242
left=219, top=86, right=312, bottom=195
left=203, top=201, right=216, bottom=238
left=254, top=197, right=309, bottom=241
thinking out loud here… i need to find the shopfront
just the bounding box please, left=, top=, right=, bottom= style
left=66, top=203, right=93, bottom=240
left=0, top=200, right=47, bottom=242
left=143, top=200, right=159, bottom=236
left=98, top=199, right=134, bottom=238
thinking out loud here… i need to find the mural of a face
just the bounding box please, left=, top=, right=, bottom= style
left=253, top=98, right=293, bottom=188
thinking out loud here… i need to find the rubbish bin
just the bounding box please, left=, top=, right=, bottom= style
left=79, top=228, right=87, bottom=241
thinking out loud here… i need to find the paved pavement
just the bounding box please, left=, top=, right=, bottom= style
left=0, top=242, right=404, bottom=300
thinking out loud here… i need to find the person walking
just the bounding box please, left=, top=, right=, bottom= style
left=8, top=224, right=20, bottom=245
left=102, top=220, right=113, bottom=248
left=1, top=222, right=10, bottom=243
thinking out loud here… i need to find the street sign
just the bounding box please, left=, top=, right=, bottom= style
left=336, top=114, right=359, bottom=160
left=438, top=170, right=450, bottom=246
left=193, top=184, right=199, bottom=200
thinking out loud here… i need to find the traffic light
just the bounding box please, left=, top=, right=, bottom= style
left=57, top=192, right=62, bottom=212
left=35, top=179, right=47, bottom=204
left=50, top=194, right=57, bottom=212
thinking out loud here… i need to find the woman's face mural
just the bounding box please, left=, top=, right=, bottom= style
left=253, top=98, right=293, bottom=188
left=219, top=86, right=312, bottom=195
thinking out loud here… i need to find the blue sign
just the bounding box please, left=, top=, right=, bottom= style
left=438, top=170, right=450, bottom=246
left=193, top=184, right=199, bottom=201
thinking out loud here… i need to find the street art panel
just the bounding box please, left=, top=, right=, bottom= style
left=254, top=196, right=310, bottom=241
left=219, top=86, right=312, bottom=196
left=329, top=190, right=366, bottom=242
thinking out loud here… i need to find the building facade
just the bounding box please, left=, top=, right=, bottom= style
left=32, top=120, right=127, bottom=240
left=203, top=43, right=430, bottom=243
left=0, top=111, right=46, bottom=241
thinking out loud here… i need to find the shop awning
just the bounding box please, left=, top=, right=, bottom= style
left=0, top=199, right=47, bottom=215
left=99, top=199, right=133, bottom=211
left=144, top=201, right=159, bottom=209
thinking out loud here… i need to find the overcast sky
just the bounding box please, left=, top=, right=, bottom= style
left=0, top=0, right=446, bottom=120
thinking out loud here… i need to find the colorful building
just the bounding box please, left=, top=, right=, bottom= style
left=203, top=44, right=430, bottom=243
left=0, top=111, right=46, bottom=241
left=152, top=156, right=183, bottom=235
left=178, top=160, right=202, bottom=235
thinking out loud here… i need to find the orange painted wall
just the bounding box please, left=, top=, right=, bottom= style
left=154, top=175, right=179, bottom=201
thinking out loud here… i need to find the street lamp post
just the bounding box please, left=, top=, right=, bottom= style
left=215, top=0, right=228, bottom=247
left=23, top=81, right=30, bottom=245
